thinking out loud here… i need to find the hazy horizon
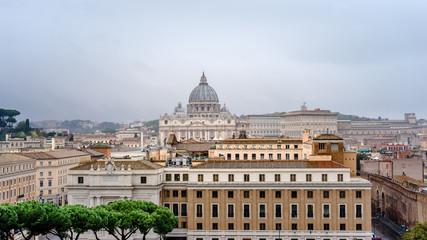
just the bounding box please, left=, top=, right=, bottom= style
left=1, top=0, right=427, bottom=122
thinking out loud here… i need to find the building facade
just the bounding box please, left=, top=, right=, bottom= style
left=20, top=150, right=91, bottom=205
left=246, top=114, right=282, bottom=138
left=159, top=73, right=243, bottom=146
left=0, top=154, right=36, bottom=204
left=68, top=158, right=372, bottom=240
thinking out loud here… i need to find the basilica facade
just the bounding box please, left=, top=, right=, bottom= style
left=159, top=73, right=243, bottom=146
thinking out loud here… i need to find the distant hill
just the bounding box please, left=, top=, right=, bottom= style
left=144, top=119, right=159, bottom=132
left=335, top=113, right=387, bottom=121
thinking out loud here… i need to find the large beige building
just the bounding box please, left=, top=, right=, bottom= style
left=20, top=150, right=91, bottom=205
left=0, top=154, right=36, bottom=204
left=159, top=73, right=244, bottom=146
left=68, top=157, right=372, bottom=240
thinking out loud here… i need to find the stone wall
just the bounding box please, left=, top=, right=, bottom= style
left=360, top=172, right=427, bottom=229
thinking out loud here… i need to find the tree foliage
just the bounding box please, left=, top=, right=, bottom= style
left=402, top=222, right=427, bottom=240
left=0, top=200, right=177, bottom=240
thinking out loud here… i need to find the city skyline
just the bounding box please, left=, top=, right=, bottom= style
left=1, top=0, right=427, bottom=122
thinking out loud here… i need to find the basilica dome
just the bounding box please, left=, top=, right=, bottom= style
left=189, top=72, right=219, bottom=103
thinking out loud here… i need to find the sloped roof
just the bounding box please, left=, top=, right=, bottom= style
left=218, top=139, right=302, bottom=144
left=0, top=154, right=35, bottom=164
left=70, top=159, right=162, bottom=171
left=314, top=134, right=343, bottom=140
left=193, top=160, right=345, bottom=169
left=19, top=150, right=90, bottom=159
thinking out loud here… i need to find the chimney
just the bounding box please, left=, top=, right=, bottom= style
left=51, top=138, right=56, bottom=151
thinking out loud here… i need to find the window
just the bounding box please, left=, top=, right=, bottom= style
left=183, top=174, right=189, bottom=181
left=269, top=154, right=273, bottom=160
left=213, top=174, right=219, bottom=182
left=181, top=190, right=187, bottom=198
left=212, top=223, right=218, bottom=230
left=323, top=204, right=330, bottom=218
left=235, top=154, right=240, bottom=160
left=228, top=191, right=234, bottom=199
left=259, top=204, right=266, bottom=218
left=340, top=224, right=346, bottom=231
left=212, top=191, right=218, bottom=198
left=260, top=154, right=265, bottom=160
left=243, top=153, right=248, bottom=160
left=140, top=176, right=147, bottom=184
left=319, top=143, right=326, bottom=150
left=275, top=174, right=281, bottom=182
left=286, top=145, right=290, bottom=149
left=291, top=204, right=298, bottom=218
left=172, top=203, right=179, bottom=216
left=323, top=191, right=329, bottom=199
left=198, top=174, right=204, bottom=182
left=291, top=191, right=297, bottom=198
left=181, top=222, right=187, bottom=228
left=228, top=174, right=234, bottom=182
left=164, top=190, right=170, bottom=198
left=212, top=204, right=219, bottom=218
left=291, top=223, right=297, bottom=230
left=338, top=174, right=344, bottom=182
left=331, top=143, right=339, bottom=151
left=306, top=174, right=312, bottom=182
left=77, top=177, right=84, bottom=184
left=307, top=191, right=313, bottom=198
left=276, top=223, right=282, bottom=230
left=275, top=204, right=282, bottom=218
left=356, top=205, right=363, bottom=218
left=356, top=191, right=362, bottom=198
left=259, top=223, right=266, bottom=230
left=197, top=191, right=203, bottom=198
left=227, top=154, right=231, bottom=160
left=244, top=223, right=250, bottom=230
left=244, top=191, right=250, bottom=198
left=173, top=190, right=178, bottom=198
left=174, top=174, right=180, bottom=181
left=259, top=191, right=265, bottom=198
left=275, top=191, right=281, bottom=199
left=252, top=154, right=256, bottom=160
left=48, top=161, right=52, bottom=166
left=197, top=223, right=203, bottom=230
left=356, top=224, right=362, bottom=231
left=227, top=204, right=235, bottom=218
left=340, top=191, right=346, bottom=199
left=307, top=204, right=314, bottom=218
left=290, top=174, right=297, bottom=182
left=196, top=204, right=203, bottom=218
left=166, top=174, right=172, bottom=181
left=228, top=223, right=234, bottom=230
left=181, top=203, right=187, bottom=216
left=339, top=204, right=346, bottom=218
left=322, top=174, right=328, bottom=182
left=244, top=174, right=250, bottom=182
left=47, top=180, right=52, bottom=187
left=294, top=154, right=298, bottom=160
left=164, top=203, right=170, bottom=209
left=324, top=223, right=330, bottom=230
left=286, top=153, right=290, bottom=160
left=243, top=204, right=250, bottom=218
left=277, top=154, right=281, bottom=160
left=259, top=174, right=265, bottom=182
left=308, top=224, right=313, bottom=230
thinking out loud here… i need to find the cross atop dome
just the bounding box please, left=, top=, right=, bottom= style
left=200, top=71, right=207, bottom=84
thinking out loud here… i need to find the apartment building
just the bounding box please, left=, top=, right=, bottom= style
left=20, top=150, right=90, bottom=205
left=68, top=157, right=372, bottom=240
left=0, top=154, right=36, bottom=204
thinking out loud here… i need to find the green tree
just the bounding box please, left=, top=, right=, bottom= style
left=24, top=119, right=31, bottom=133
left=104, top=200, right=154, bottom=240
left=69, top=134, right=74, bottom=142
left=87, top=206, right=110, bottom=240
left=15, top=121, right=26, bottom=132
left=14, top=201, right=56, bottom=240
left=47, top=132, right=56, bottom=137
left=103, top=128, right=117, bottom=134
left=152, top=206, right=179, bottom=240
left=0, top=203, right=18, bottom=240
left=56, top=205, right=91, bottom=240
left=402, top=222, right=427, bottom=240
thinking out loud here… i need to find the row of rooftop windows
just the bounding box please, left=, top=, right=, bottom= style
left=163, top=189, right=362, bottom=200
left=217, top=144, right=299, bottom=150
left=1, top=175, right=35, bottom=188
left=1, top=163, right=34, bottom=174
left=223, top=153, right=299, bottom=160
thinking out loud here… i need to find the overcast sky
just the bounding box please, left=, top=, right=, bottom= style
left=1, top=0, right=426, bottom=122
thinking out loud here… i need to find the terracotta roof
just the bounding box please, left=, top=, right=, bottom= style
left=193, top=160, right=345, bottom=169
left=19, top=152, right=56, bottom=159
left=84, top=149, right=105, bottom=157
left=70, top=159, right=162, bottom=170
left=0, top=154, right=35, bottom=164
left=218, top=139, right=302, bottom=144
left=19, top=150, right=89, bottom=159
left=176, top=143, right=211, bottom=152
left=314, top=134, right=343, bottom=140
